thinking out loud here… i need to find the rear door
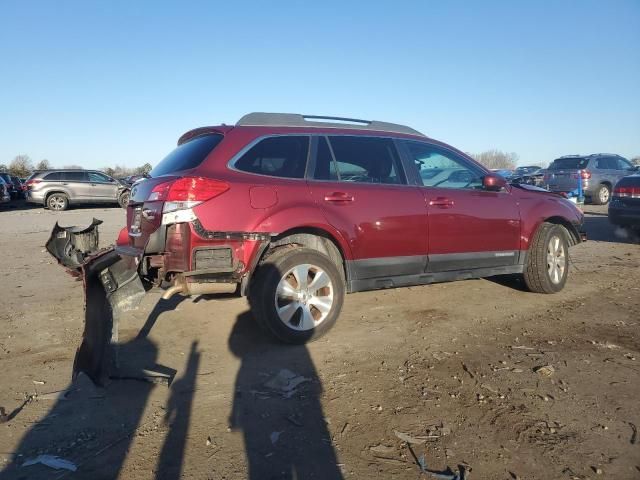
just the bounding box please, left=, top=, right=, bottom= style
left=308, top=135, right=427, bottom=280
left=400, top=140, right=521, bottom=272
left=87, top=171, right=119, bottom=201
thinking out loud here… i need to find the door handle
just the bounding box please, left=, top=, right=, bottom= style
left=62, top=183, right=69, bottom=185
left=429, top=197, right=454, bottom=208
left=324, top=192, right=354, bottom=203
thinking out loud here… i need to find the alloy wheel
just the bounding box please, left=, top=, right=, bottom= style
left=274, top=263, right=334, bottom=331
left=546, top=235, right=566, bottom=284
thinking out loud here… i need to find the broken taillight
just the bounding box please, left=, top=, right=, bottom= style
left=147, top=177, right=229, bottom=213
left=613, top=185, right=640, bottom=198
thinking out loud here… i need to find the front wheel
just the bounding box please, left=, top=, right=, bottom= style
left=118, top=191, right=130, bottom=208
left=249, top=247, right=345, bottom=344
left=523, top=222, right=569, bottom=293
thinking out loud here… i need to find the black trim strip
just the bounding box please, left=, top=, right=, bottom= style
left=191, top=220, right=273, bottom=241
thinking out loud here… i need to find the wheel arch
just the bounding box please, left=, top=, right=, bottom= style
left=543, top=216, right=581, bottom=246
left=45, top=190, right=70, bottom=205
left=242, top=225, right=351, bottom=296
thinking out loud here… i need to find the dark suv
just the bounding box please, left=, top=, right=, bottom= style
left=49, top=113, right=586, bottom=362
left=543, top=154, right=637, bottom=204
left=25, top=169, right=130, bottom=210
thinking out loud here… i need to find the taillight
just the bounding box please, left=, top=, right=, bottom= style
left=147, top=177, right=229, bottom=213
left=613, top=185, right=640, bottom=198
left=25, top=179, right=41, bottom=188
left=573, top=169, right=591, bottom=179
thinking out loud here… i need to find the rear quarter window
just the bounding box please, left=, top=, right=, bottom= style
left=234, top=136, right=309, bottom=179
left=151, top=134, right=224, bottom=177
left=44, top=172, right=62, bottom=180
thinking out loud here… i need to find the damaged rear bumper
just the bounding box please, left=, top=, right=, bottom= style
left=46, top=220, right=146, bottom=384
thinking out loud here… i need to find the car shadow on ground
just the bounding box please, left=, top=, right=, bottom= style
left=583, top=214, right=639, bottom=244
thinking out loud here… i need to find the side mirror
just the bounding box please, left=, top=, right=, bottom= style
left=483, top=174, right=508, bottom=191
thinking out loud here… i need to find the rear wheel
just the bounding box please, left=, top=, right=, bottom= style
left=249, top=247, right=344, bottom=344
left=523, top=222, right=569, bottom=293
left=47, top=193, right=69, bottom=211
left=592, top=184, right=610, bottom=205
left=118, top=191, right=130, bottom=208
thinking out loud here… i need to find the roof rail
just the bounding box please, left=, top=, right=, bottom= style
left=236, top=112, right=425, bottom=137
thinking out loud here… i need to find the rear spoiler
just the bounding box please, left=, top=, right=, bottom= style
left=177, top=125, right=234, bottom=145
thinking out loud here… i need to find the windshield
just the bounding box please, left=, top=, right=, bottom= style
left=150, top=134, right=224, bottom=177
left=549, top=158, right=589, bottom=170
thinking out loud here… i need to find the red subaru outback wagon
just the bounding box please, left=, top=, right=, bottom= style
left=116, top=112, right=584, bottom=343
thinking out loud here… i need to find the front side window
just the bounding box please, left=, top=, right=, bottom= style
left=234, top=136, right=309, bottom=179
left=616, top=157, right=634, bottom=171
left=89, top=172, right=112, bottom=183
left=404, top=141, right=483, bottom=189
left=313, top=136, right=405, bottom=184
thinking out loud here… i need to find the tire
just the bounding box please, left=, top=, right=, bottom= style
left=523, top=222, right=569, bottom=294
left=47, top=193, right=69, bottom=211
left=249, top=247, right=345, bottom=344
left=592, top=184, right=611, bottom=205
left=118, top=191, right=130, bottom=208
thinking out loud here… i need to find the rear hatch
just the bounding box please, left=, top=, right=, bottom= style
left=545, top=157, right=589, bottom=192
left=126, top=132, right=226, bottom=251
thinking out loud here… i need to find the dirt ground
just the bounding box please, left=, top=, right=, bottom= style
left=0, top=202, right=639, bottom=480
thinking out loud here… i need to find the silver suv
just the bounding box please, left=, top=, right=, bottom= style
left=543, top=154, right=637, bottom=205
left=25, top=169, right=130, bottom=211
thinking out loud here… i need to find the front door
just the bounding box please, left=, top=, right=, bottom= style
left=88, top=171, right=119, bottom=201
left=308, top=136, right=428, bottom=281
left=400, top=140, right=521, bottom=272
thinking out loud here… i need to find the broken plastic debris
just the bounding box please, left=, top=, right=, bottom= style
left=394, top=430, right=439, bottom=444
left=264, top=369, right=310, bottom=397
left=22, top=455, right=77, bottom=471
left=533, top=365, right=555, bottom=377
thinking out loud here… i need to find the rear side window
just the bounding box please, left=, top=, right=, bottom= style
left=549, top=157, right=589, bottom=170
left=44, top=172, right=62, bottom=180
left=317, top=136, right=405, bottom=184
left=88, top=172, right=112, bottom=182
left=62, top=172, right=88, bottom=181
left=151, top=134, right=223, bottom=177
left=234, top=136, right=309, bottom=179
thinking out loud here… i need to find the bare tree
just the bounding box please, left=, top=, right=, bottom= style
left=36, top=159, right=52, bottom=170
left=631, top=156, right=640, bottom=166
left=0, top=164, right=8, bottom=172
left=9, top=155, right=34, bottom=177
left=471, top=150, right=518, bottom=170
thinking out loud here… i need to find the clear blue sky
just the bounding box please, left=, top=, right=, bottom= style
left=0, top=0, right=638, bottom=169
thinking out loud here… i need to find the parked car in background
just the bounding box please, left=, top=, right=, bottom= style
left=491, top=169, right=514, bottom=179
left=25, top=169, right=131, bottom=210
left=510, top=166, right=545, bottom=187
left=119, top=174, right=148, bottom=186
left=0, top=173, right=18, bottom=200
left=58, top=111, right=586, bottom=347
left=609, top=173, right=640, bottom=229
left=10, top=176, right=25, bottom=199
left=0, top=177, right=10, bottom=204
left=542, top=154, right=637, bottom=205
